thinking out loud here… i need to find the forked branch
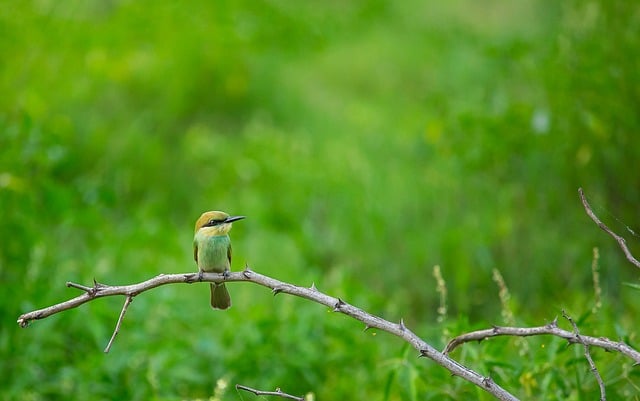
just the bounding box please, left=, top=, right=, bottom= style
left=443, top=318, right=640, bottom=365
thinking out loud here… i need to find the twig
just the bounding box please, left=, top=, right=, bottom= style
left=562, top=310, right=606, bottom=401
left=66, top=281, right=95, bottom=293
left=16, top=269, right=521, bottom=401
left=104, top=295, right=133, bottom=353
left=579, top=188, right=640, bottom=269
left=235, top=384, right=304, bottom=400
left=443, top=319, right=640, bottom=365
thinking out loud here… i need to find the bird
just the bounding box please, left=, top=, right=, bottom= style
left=194, top=211, right=245, bottom=309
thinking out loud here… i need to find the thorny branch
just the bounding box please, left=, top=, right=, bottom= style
left=443, top=319, right=640, bottom=364
left=235, top=384, right=304, bottom=400
left=18, top=268, right=519, bottom=401
left=15, top=188, right=640, bottom=400
left=579, top=187, right=640, bottom=269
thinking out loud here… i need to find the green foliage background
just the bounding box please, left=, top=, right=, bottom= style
left=2, top=1, right=639, bottom=399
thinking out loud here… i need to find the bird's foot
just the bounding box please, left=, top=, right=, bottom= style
left=221, top=270, right=230, bottom=280
left=197, top=270, right=204, bottom=282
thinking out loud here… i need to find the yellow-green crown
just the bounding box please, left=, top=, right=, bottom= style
left=194, top=211, right=245, bottom=234
left=195, top=211, right=230, bottom=233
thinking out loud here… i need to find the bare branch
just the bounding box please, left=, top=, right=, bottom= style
left=104, top=295, right=133, bottom=353
left=235, top=384, right=304, bottom=400
left=579, top=188, right=640, bottom=269
left=443, top=320, right=640, bottom=365
left=18, top=272, right=204, bottom=327
left=17, top=268, right=521, bottom=401
left=562, top=310, right=606, bottom=401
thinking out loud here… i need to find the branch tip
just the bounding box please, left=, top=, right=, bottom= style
left=579, top=188, right=640, bottom=269
left=104, top=295, right=134, bottom=353
left=67, top=281, right=96, bottom=294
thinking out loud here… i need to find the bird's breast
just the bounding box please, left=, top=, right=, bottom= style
left=195, top=233, right=230, bottom=272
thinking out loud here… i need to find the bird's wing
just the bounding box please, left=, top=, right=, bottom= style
left=193, top=239, right=198, bottom=263
left=227, top=242, right=232, bottom=264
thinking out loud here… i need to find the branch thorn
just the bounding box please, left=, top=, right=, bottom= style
left=482, top=376, right=494, bottom=388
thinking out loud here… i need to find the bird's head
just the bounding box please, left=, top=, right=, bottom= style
left=195, top=211, right=245, bottom=236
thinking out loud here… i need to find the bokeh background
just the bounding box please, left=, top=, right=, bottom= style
left=2, top=0, right=639, bottom=399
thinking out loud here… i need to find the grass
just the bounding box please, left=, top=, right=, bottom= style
left=1, top=0, right=639, bottom=399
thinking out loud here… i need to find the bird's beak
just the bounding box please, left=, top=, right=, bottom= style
left=225, top=215, right=246, bottom=223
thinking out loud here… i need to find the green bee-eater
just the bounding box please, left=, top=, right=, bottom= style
left=194, top=211, right=245, bottom=309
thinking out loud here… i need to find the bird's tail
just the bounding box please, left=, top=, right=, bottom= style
left=210, top=283, right=231, bottom=310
